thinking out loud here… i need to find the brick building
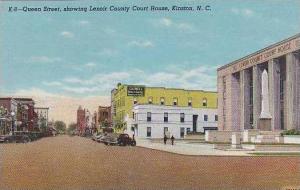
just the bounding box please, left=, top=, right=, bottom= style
left=98, top=106, right=112, bottom=127
left=77, top=106, right=86, bottom=135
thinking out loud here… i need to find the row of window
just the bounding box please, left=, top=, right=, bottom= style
left=146, top=127, right=190, bottom=137
left=133, top=97, right=208, bottom=107
left=140, top=112, right=218, bottom=122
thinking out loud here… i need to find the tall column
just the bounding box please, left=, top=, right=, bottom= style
left=268, top=59, right=281, bottom=131
left=240, top=69, right=250, bottom=130
left=252, top=65, right=262, bottom=129
left=230, top=73, right=241, bottom=131
left=217, top=75, right=224, bottom=131
left=286, top=52, right=300, bottom=130
left=295, top=52, right=300, bottom=130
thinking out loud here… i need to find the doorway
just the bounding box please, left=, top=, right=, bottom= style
left=193, top=115, right=198, bottom=132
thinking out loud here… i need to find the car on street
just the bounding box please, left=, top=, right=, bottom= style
left=117, top=134, right=136, bottom=146
left=92, top=133, right=103, bottom=141
left=0, top=134, right=31, bottom=143
left=102, top=133, right=118, bottom=145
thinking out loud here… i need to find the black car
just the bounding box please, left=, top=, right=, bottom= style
left=0, top=134, right=31, bottom=143
left=117, top=134, right=136, bottom=146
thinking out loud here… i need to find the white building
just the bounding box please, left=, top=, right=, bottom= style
left=126, top=104, right=218, bottom=139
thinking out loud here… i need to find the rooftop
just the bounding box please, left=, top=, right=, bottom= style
left=217, top=33, right=300, bottom=71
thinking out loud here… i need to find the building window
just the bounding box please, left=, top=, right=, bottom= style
left=215, top=115, right=218, bottom=121
left=132, top=112, right=135, bottom=119
left=164, top=127, right=168, bottom=135
left=133, top=98, right=137, bottom=104
left=160, top=97, right=165, bottom=105
left=147, top=112, right=151, bottom=122
left=187, top=128, right=191, bottom=134
left=204, top=115, right=208, bottom=121
left=188, top=98, right=192, bottom=107
left=180, top=113, right=185, bottom=123
left=164, top=112, right=168, bottom=122
left=173, top=97, right=178, bottom=106
left=147, top=127, right=151, bottom=137
left=148, top=97, right=153, bottom=104
left=202, top=98, right=207, bottom=107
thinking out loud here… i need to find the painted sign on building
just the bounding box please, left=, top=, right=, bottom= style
left=127, top=85, right=145, bottom=96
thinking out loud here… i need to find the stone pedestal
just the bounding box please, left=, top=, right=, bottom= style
left=258, top=118, right=271, bottom=131
left=231, top=133, right=242, bottom=149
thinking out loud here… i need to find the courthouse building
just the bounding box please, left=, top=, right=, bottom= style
left=217, top=33, right=300, bottom=132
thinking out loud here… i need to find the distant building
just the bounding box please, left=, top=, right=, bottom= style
left=98, top=106, right=112, bottom=127
left=34, top=107, right=49, bottom=130
left=130, top=104, right=218, bottom=139
left=76, top=106, right=86, bottom=135
left=0, top=97, right=36, bottom=133
left=14, top=98, right=35, bottom=131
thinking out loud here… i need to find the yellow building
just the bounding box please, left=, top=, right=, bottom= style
left=111, top=83, right=218, bottom=125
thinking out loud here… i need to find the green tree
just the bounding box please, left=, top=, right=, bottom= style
left=54, top=120, right=66, bottom=134
left=67, top=122, right=77, bottom=135
left=114, top=120, right=126, bottom=132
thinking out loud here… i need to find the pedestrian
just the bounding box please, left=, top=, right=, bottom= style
left=163, top=134, right=167, bottom=145
left=171, top=135, right=175, bottom=145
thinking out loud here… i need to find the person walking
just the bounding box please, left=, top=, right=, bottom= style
left=163, top=134, right=167, bottom=145
left=171, top=135, right=175, bottom=145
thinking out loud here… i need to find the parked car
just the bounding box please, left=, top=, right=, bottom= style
left=117, top=134, right=136, bottom=146
left=102, top=133, right=118, bottom=145
left=0, top=134, right=31, bottom=143
left=92, top=133, right=103, bottom=141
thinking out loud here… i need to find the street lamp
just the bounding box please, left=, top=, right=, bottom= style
left=11, top=111, right=15, bottom=135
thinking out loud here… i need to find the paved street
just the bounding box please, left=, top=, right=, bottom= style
left=0, top=135, right=299, bottom=190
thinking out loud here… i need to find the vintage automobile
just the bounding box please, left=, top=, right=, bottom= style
left=102, top=133, right=118, bottom=145
left=0, top=134, right=31, bottom=143
left=117, top=134, right=136, bottom=146
left=92, top=133, right=103, bottom=141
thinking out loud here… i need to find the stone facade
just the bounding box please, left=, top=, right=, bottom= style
left=217, top=34, right=300, bottom=132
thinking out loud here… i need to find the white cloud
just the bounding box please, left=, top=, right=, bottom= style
left=42, top=81, right=62, bottom=86
left=159, top=17, right=172, bottom=27
left=84, top=62, right=96, bottom=67
left=60, top=31, right=74, bottom=38
left=79, top=20, right=89, bottom=25
left=231, top=8, right=254, bottom=17
left=128, top=40, right=154, bottom=48
left=29, top=56, right=61, bottom=63
left=156, top=17, right=195, bottom=32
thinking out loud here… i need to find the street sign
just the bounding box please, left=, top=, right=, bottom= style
left=127, top=85, right=145, bottom=96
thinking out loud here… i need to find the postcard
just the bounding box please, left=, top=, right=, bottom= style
left=0, top=0, right=299, bottom=190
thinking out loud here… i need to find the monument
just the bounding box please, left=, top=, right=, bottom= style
left=258, top=69, right=272, bottom=131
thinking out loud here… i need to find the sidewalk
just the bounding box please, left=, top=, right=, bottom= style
left=136, top=139, right=300, bottom=156
left=136, top=139, right=252, bottom=156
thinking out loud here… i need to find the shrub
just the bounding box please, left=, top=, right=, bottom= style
left=281, top=129, right=300, bottom=136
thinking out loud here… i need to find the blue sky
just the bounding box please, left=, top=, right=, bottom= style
left=1, top=0, right=299, bottom=97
